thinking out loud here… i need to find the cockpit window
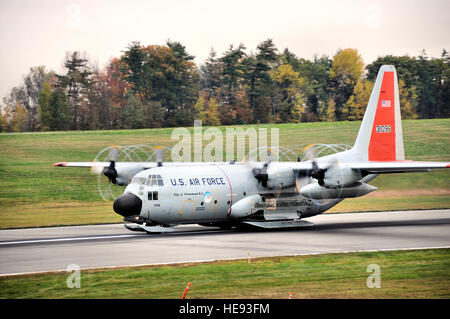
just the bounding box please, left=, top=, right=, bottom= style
left=146, top=174, right=164, bottom=186
left=130, top=176, right=146, bottom=185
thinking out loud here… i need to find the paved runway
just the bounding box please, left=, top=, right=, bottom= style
left=0, top=209, right=449, bottom=276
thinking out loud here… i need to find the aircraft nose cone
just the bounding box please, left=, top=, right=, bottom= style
left=113, top=192, right=142, bottom=217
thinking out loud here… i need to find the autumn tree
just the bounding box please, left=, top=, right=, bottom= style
left=0, top=107, right=7, bottom=132
left=193, top=93, right=208, bottom=121
left=193, top=92, right=221, bottom=126
left=342, top=79, right=374, bottom=121
left=105, top=58, right=131, bottom=129
left=271, top=64, right=306, bottom=122
left=1, top=103, right=28, bottom=132
left=329, top=48, right=364, bottom=120
left=3, top=66, right=54, bottom=131
left=3, top=41, right=449, bottom=132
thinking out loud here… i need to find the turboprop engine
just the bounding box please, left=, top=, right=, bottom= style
left=309, top=160, right=363, bottom=189
left=92, top=145, right=166, bottom=186
left=93, top=161, right=145, bottom=186
left=253, top=166, right=296, bottom=189
left=300, top=182, right=377, bottom=199
left=321, top=164, right=362, bottom=188
left=266, top=167, right=296, bottom=189
left=108, top=164, right=145, bottom=186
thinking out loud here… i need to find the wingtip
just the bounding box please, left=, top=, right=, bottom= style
left=52, top=162, right=68, bottom=167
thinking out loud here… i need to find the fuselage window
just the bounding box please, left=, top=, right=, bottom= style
left=148, top=191, right=159, bottom=200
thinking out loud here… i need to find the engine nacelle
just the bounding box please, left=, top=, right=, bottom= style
left=266, top=167, right=295, bottom=189
left=300, top=182, right=377, bottom=199
left=322, top=165, right=362, bottom=188
left=229, top=194, right=263, bottom=219
left=113, top=164, right=146, bottom=186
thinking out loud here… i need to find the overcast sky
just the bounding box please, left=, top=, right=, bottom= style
left=1, top=0, right=449, bottom=102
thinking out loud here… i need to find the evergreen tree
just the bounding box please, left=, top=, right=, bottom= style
left=55, top=52, right=91, bottom=130
left=220, top=44, right=247, bottom=93
left=244, top=39, right=278, bottom=122
left=121, top=42, right=146, bottom=98
left=121, top=93, right=145, bottom=129
left=38, top=82, right=52, bottom=130
left=398, top=79, right=418, bottom=119
left=48, top=88, right=70, bottom=131
left=200, top=48, right=223, bottom=98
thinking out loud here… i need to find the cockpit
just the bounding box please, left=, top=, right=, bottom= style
left=114, top=171, right=166, bottom=218
left=130, top=174, right=164, bottom=186
left=146, top=174, right=164, bottom=187
left=129, top=173, right=164, bottom=199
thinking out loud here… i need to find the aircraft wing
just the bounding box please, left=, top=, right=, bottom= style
left=286, top=160, right=449, bottom=174
left=53, top=160, right=449, bottom=173
left=53, top=162, right=109, bottom=167
left=345, top=161, right=450, bottom=174
left=52, top=161, right=235, bottom=168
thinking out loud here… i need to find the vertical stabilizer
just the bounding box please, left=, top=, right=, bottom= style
left=353, top=65, right=404, bottom=161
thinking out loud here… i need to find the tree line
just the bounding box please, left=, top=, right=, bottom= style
left=1, top=40, right=449, bottom=132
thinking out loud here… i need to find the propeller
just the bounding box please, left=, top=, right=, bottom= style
left=249, top=149, right=273, bottom=188
left=303, top=144, right=343, bottom=188
left=102, top=146, right=119, bottom=183
left=303, top=144, right=326, bottom=186
left=153, top=146, right=164, bottom=167
left=90, top=145, right=120, bottom=184
left=310, top=160, right=325, bottom=186
left=252, top=163, right=269, bottom=187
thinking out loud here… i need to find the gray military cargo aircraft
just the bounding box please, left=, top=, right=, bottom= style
left=53, top=65, right=449, bottom=233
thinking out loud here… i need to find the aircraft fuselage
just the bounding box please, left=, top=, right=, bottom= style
left=116, top=164, right=339, bottom=226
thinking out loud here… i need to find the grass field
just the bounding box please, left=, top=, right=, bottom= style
left=0, top=119, right=449, bottom=229
left=0, top=249, right=448, bottom=299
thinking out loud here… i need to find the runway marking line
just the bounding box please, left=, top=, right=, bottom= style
left=0, top=234, right=142, bottom=246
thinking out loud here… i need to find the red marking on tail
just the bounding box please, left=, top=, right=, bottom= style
left=52, top=162, right=68, bottom=167
left=369, top=71, right=396, bottom=161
